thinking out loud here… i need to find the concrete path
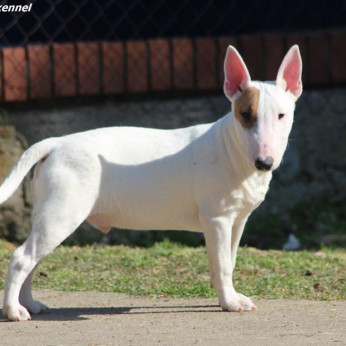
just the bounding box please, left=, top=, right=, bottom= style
left=1, top=290, right=345, bottom=345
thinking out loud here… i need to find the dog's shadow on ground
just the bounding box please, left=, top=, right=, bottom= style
left=0, top=304, right=221, bottom=322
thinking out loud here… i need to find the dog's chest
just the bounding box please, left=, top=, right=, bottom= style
left=230, top=172, right=272, bottom=210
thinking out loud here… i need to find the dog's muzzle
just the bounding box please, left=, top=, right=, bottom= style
left=255, top=156, right=274, bottom=171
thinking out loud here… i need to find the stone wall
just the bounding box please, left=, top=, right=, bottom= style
left=0, top=87, right=345, bottom=244
left=0, top=126, right=31, bottom=242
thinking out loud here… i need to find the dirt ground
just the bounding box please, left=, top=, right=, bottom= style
left=0, top=290, right=345, bottom=346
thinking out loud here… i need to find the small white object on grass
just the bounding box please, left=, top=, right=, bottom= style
left=283, top=233, right=301, bottom=250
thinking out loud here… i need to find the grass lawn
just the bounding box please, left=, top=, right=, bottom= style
left=0, top=240, right=345, bottom=300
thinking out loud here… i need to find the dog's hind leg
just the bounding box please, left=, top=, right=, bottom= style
left=2, top=211, right=88, bottom=321
left=2, top=206, right=90, bottom=321
left=2, top=170, right=96, bottom=321
left=19, top=265, right=49, bottom=315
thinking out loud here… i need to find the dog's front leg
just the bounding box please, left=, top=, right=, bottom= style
left=201, top=215, right=244, bottom=312
left=201, top=212, right=257, bottom=312
left=231, top=212, right=251, bottom=271
left=230, top=212, right=257, bottom=311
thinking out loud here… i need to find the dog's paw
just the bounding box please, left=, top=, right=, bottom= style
left=221, top=303, right=243, bottom=312
left=219, top=293, right=257, bottom=312
left=22, top=299, right=49, bottom=314
left=237, top=293, right=257, bottom=311
left=3, top=304, right=31, bottom=322
left=218, top=295, right=244, bottom=312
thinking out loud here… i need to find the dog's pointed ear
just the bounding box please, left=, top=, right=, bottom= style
left=224, top=46, right=251, bottom=102
left=276, top=45, right=303, bottom=101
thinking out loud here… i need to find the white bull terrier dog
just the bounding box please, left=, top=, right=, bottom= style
left=1, top=45, right=302, bottom=321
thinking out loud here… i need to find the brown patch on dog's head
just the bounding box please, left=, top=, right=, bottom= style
left=233, top=87, right=260, bottom=129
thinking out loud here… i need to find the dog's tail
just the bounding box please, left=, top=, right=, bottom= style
left=0, top=137, right=59, bottom=205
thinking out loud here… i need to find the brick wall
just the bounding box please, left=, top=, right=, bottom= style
left=1, top=29, right=345, bottom=102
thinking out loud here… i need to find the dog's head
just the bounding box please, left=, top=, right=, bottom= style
left=224, top=45, right=302, bottom=172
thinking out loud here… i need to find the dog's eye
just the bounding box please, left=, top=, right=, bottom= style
left=241, top=112, right=252, bottom=122
left=278, top=113, right=285, bottom=120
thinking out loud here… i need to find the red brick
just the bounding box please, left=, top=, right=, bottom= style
left=263, top=35, right=284, bottom=81
left=196, top=38, right=217, bottom=90
left=102, top=42, right=124, bottom=94
left=126, top=41, right=148, bottom=93
left=3, top=47, right=27, bottom=101
left=218, top=37, right=238, bottom=88
left=53, top=43, right=76, bottom=97
left=172, top=38, right=194, bottom=90
left=149, top=39, right=171, bottom=91
left=77, top=42, right=100, bottom=95
left=308, top=33, right=329, bottom=86
left=28, top=44, right=51, bottom=99
left=240, top=36, right=264, bottom=80
left=331, top=32, right=346, bottom=84
left=286, top=35, right=308, bottom=85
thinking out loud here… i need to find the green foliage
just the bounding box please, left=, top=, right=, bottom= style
left=0, top=110, right=11, bottom=127
left=243, top=200, right=346, bottom=249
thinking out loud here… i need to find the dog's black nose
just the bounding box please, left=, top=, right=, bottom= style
left=255, top=156, right=274, bottom=171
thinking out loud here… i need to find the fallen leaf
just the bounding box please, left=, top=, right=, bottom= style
left=314, top=251, right=326, bottom=258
